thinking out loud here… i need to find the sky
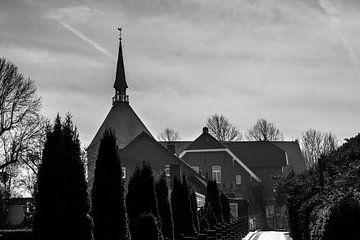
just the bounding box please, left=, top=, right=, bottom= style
left=0, top=0, right=359, bottom=146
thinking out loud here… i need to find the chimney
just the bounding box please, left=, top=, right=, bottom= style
left=167, top=143, right=176, bottom=154
left=203, top=127, right=209, bottom=134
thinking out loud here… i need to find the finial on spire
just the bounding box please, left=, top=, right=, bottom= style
left=118, top=27, right=122, bottom=40
left=113, top=27, right=129, bottom=104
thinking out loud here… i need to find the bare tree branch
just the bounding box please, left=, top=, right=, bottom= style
left=158, top=127, right=181, bottom=141
left=300, top=129, right=338, bottom=168
left=206, top=114, right=242, bottom=142
left=246, top=118, right=283, bottom=141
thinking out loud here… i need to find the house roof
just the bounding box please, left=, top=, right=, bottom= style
left=120, top=132, right=207, bottom=194
left=272, top=141, right=306, bottom=173
left=159, top=141, right=192, bottom=155
left=225, top=141, right=287, bottom=167
left=88, top=103, right=152, bottom=150
left=185, top=127, right=226, bottom=150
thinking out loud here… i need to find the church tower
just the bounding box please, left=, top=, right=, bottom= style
left=87, top=30, right=153, bottom=184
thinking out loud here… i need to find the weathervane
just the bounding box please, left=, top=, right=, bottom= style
left=118, top=27, right=122, bottom=40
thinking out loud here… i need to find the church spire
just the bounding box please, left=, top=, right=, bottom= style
left=113, top=28, right=129, bottom=104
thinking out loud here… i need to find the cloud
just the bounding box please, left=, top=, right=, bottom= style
left=46, top=7, right=115, bottom=60
left=319, top=0, right=360, bottom=79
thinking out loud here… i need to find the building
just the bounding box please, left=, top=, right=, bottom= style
left=87, top=33, right=306, bottom=221
left=86, top=34, right=207, bottom=201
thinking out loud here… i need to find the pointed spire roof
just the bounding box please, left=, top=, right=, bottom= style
left=113, top=28, right=128, bottom=91
left=88, top=103, right=152, bottom=150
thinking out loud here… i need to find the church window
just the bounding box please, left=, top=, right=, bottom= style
left=212, top=165, right=221, bottom=183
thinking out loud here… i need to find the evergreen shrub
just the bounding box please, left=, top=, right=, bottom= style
left=156, top=173, right=174, bottom=240
left=131, top=213, right=162, bottom=240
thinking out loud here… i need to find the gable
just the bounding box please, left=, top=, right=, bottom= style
left=120, top=132, right=207, bottom=194
left=186, top=131, right=226, bottom=150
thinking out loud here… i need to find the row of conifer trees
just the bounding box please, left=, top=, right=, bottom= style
left=32, top=115, right=231, bottom=240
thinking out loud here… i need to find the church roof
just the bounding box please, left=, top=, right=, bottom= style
left=88, top=102, right=152, bottom=150
left=113, top=35, right=128, bottom=91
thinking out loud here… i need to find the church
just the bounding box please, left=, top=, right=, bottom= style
left=86, top=33, right=306, bottom=222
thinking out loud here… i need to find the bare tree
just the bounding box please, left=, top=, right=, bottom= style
left=246, top=118, right=283, bottom=141
left=301, top=129, right=338, bottom=168
left=158, top=127, right=181, bottom=141
left=0, top=58, right=46, bottom=196
left=206, top=114, right=242, bottom=142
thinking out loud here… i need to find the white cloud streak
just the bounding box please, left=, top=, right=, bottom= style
left=58, top=21, right=115, bottom=60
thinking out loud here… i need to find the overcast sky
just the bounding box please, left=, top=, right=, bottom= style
left=1, top=0, right=359, bottom=145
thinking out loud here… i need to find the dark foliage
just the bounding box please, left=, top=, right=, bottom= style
left=33, top=115, right=93, bottom=240
left=131, top=213, right=162, bottom=240
left=155, top=173, right=174, bottom=240
left=285, top=133, right=360, bottom=240
left=91, top=129, right=130, bottom=240
left=171, top=177, right=183, bottom=239
left=199, top=217, right=209, bottom=234
left=171, top=176, right=196, bottom=239
left=126, top=162, right=160, bottom=237
left=310, top=191, right=360, bottom=240
left=205, top=180, right=223, bottom=224
left=190, top=189, right=199, bottom=232
left=203, top=202, right=217, bottom=229
left=220, top=194, right=230, bottom=223
left=181, top=175, right=196, bottom=236
left=248, top=181, right=269, bottom=230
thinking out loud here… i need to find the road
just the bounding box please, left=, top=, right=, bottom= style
left=244, top=231, right=292, bottom=240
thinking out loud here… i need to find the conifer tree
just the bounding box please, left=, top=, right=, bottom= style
left=182, top=175, right=196, bottom=236
left=131, top=213, right=162, bottom=240
left=171, top=176, right=196, bottom=239
left=126, top=162, right=161, bottom=237
left=91, top=129, right=130, bottom=240
left=33, top=114, right=93, bottom=240
left=155, top=173, right=174, bottom=240
left=171, top=177, right=183, bottom=239
left=205, top=180, right=223, bottom=223
left=190, top=189, right=199, bottom=232
left=199, top=217, right=209, bottom=233
left=220, top=193, right=231, bottom=223
left=204, top=202, right=217, bottom=229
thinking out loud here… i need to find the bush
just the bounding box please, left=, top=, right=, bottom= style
left=131, top=213, right=162, bottom=240
left=310, top=191, right=360, bottom=240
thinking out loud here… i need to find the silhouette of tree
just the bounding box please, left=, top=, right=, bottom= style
left=206, top=114, right=242, bottom=142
